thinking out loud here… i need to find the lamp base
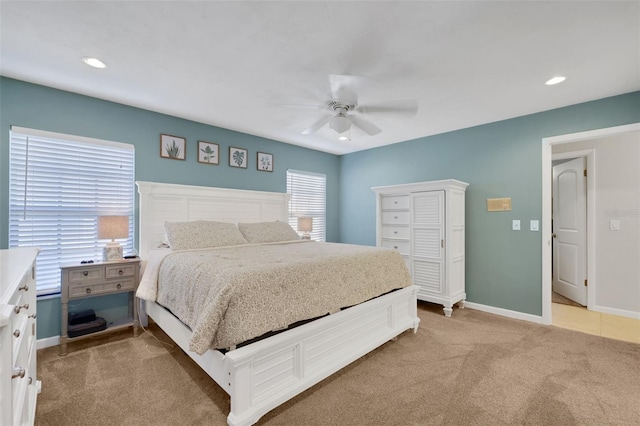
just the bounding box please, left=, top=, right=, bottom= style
left=103, top=242, right=123, bottom=261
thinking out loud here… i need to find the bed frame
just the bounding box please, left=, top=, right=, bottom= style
left=136, top=181, right=420, bottom=426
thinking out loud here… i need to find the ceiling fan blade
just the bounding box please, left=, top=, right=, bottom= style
left=328, top=74, right=363, bottom=104
left=355, top=99, right=419, bottom=116
left=302, top=116, right=330, bottom=135
left=350, top=115, right=382, bottom=136
left=275, top=103, right=326, bottom=110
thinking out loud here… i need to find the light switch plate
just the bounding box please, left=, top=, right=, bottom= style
left=512, top=220, right=521, bottom=231
left=530, top=220, right=539, bottom=231
left=610, top=219, right=620, bottom=231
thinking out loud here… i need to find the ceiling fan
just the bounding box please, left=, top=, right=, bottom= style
left=288, top=74, right=419, bottom=140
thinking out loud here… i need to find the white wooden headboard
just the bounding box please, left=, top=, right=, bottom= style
left=136, top=181, right=289, bottom=258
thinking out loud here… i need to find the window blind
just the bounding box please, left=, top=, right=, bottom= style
left=9, top=127, right=135, bottom=296
left=286, top=169, right=326, bottom=242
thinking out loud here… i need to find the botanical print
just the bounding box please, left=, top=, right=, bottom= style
left=257, top=152, right=273, bottom=172
left=198, top=141, right=219, bottom=165
left=229, top=147, right=247, bottom=168
left=160, top=134, right=186, bottom=160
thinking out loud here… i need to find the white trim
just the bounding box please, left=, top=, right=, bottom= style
left=463, top=302, right=543, bottom=324
left=541, top=122, right=640, bottom=325
left=589, top=304, right=640, bottom=320
left=10, top=125, right=133, bottom=150
left=37, top=335, right=60, bottom=350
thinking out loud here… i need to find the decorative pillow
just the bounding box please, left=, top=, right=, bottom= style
left=237, top=221, right=301, bottom=243
left=164, top=220, right=248, bottom=251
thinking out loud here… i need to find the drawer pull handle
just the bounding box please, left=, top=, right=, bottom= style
left=394, top=216, right=398, bottom=219
left=83, top=271, right=89, bottom=276
left=18, top=284, right=29, bottom=292
left=116, top=283, right=122, bottom=289
left=13, top=329, right=20, bottom=338
left=86, top=288, right=92, bottom=294
left=394, top=201, right=398, bottom=204
left=393, top=246, right=399, bottom=249
left=29, top=313, right=37, bottom=319
left=14, top=304, right=29, bottom=314
left=118, top=269, right=124, bottom=276
left=12, top=367, right=25, bottom=379
left=393, top=231, right=398, bottom=234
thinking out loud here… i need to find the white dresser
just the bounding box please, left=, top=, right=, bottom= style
left=0, top=248, right=40, bottom=426
left=373, top=180, right=468, bottom=316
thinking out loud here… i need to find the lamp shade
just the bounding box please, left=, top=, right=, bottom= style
left=297, top=217, right=313, bottom=233
left=98, top=216, right=129, bottom=240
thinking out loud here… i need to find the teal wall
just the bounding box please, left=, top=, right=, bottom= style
left=0, top=77, right=340, bottom=339
left=339, top=91, right=640, bottom=316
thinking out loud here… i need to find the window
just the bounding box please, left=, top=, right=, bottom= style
left=286, top=169, right=326, bottom=242
left=9, top=127, right=135, bottom=295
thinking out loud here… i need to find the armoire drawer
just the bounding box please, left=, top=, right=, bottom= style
left=381, top=239, right=410, bottom=255
left=381, top=195, right=410, bottom=210
left=381, top=226, right=410, bottom=239
left=381, top=211, right=410, bottom=225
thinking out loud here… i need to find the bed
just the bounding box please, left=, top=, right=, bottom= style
left=136, top=181, right=420, bottom=426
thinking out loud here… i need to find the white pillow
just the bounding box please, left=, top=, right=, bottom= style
left=237, top=221, right=301, bottom=243
left=164, top=220, right=248, bottom=251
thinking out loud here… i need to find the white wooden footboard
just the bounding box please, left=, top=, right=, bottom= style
left=145, top=285, right=419, bottom=426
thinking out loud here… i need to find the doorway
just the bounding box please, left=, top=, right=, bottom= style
left=552, top=155, right=587, bottom=307
left=541, top=122, right=640, bottom=325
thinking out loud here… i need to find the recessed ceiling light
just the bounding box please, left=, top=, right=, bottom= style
left=82, top=57, right=107, bottom=69
left=545, top=76, right=566, bottom=85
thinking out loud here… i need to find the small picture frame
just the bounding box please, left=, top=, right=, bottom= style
left=198, top=141, right=219, bottom=165
left=160, top=134, right=186, bottom=160
left=229, top=146, right=248, bottom=168
left=257, top=152, right=273, bottom=172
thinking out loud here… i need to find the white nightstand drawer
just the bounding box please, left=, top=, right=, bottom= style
left=381, top=195, right=410, bottom=210
left=67, top=267, right=103, bottom=283
left=381, top=239, right=410, bottom=255
left=68, top=278, right=135, bottom=298
left=105, top=264, right=136, bottom=279
left=381, top=211, right=410, bottom=225
left=381, top=226, right=410, bottom=239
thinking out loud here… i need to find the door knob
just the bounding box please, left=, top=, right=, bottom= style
left=551, top=233, right=557, bottom=238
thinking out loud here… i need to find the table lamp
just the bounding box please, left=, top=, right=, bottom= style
left=98, top=215, right=129, bottom=261
left=297, top=217, right=313, bottom=240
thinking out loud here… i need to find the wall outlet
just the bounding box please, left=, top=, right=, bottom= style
left=512, top=220, right=521, bottom=231
left=530, top=220, right=539, bottom=231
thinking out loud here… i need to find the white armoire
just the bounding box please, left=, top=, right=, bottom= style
left=372, top=180, right=468, bottom=316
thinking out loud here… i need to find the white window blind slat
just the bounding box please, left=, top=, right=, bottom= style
left=286, top=169, right=326, bottom=242
left=9, top=128, right=135, bottom=295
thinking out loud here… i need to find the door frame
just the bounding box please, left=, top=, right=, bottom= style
left=541, top=122, right=640, bottom=325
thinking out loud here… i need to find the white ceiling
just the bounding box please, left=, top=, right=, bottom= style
left=1, top=1, right=638, bottom=155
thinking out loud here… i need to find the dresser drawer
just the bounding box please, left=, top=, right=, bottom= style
left=381, top=195, right=410, bottom=210
left=68, top=278, right=135, bottom=298
left=381, top=225, right=410, bottom=239
left=67, top=266, right=103, bottom=283
left=381, top=211, right=410, bottom=225
left=381, top=239, right=410, bottom=255
left=105, top=264, right=136, bottom=279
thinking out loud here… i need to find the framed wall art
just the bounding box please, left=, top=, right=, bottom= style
left=160, top=134, right=186, bottom=160
left=229, top=146, right=248, bottom=168
left=198, top=141, right=219, bottom=165
left=257, top=152, right=273, bottom=172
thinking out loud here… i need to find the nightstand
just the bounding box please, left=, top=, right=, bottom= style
left=59, top=259, right=140, bottom=355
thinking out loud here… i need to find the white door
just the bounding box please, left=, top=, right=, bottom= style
left=552, top=157, right=587, bottom=305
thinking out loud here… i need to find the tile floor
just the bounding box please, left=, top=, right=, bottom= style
left=552, top=303, right=640, bottom=344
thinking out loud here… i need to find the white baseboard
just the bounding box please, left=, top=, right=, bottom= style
left=464, top=302, right=544, bottom=324
left=589, top=304, right=640, bottom=320
left=37, top=335, right=60, bottom=350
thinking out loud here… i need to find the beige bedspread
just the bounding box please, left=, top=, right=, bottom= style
left=150, top=241, right=412, bottom=354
